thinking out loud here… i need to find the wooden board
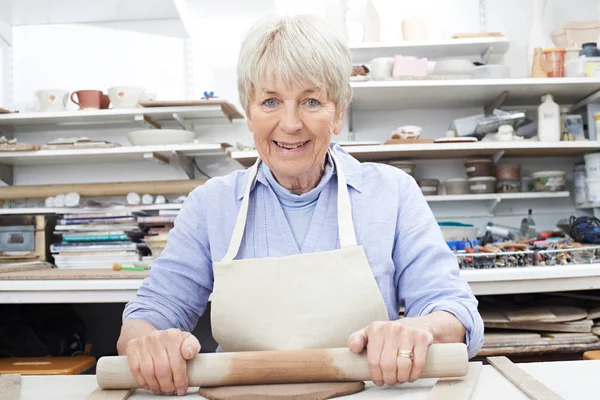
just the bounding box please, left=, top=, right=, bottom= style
left=593, top=326, right=600, bottom=336
left=484, top=320, right=592, bottom=333
left=539, top=306, right=588, bottom=323
left=139, top=99, right=244, bottom=120
left=541, top=332, right=596, bottom=340
left=0, top=143, right=40, bottom=151
left=0, top=268, right=149, bottom=280
left=0, top=374, right=21, bottom=400
left=87, top=387, right=134, bottom=400
left=0, top=261, right=53, bottom=274
left=198, top=382, right=365, bottom=400
left=587, top=307, right=600, bottom=320
left=0, top=179, right=206, bottom=200
left=487, top=356, right=562, bottom=400
left=483, top=334, right=598, bottom=349
left=0, top=356, right=96, bottom=375
left=480, top=310, right=510, bottom=323
left=427, top=362, right=482, bottom=400
left=504, top=308, right=555, bottom=323
left=484, top=332, right=542, bottom=345
left=451, top=32, right=504, bottom=38
left=384, top=138, right=435, bottom=145
left=478, top=341, right=600, bottom=357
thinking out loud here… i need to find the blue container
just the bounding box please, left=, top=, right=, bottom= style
left=580, top=42, right=600, bottom=57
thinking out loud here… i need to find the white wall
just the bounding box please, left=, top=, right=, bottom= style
left=3, top=0, right=600, bottom=232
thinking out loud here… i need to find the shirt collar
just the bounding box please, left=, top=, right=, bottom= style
left=236, top=142, right=363, bottom=200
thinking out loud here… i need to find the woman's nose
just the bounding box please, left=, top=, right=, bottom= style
left=279, top=104, right=303, bottom=134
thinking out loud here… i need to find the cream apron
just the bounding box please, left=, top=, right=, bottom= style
left=211, top=150, right=389, bottom=352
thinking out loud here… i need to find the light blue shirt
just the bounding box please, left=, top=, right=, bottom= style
left=123, top=143, right=484, bottom=358
left=261, top=154, right=334, bottom=248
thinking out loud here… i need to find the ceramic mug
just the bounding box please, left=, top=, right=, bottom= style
left=402, top=19, right=428, bottom=41
left=71, top=90, right=103, bottom=110
left=36, top=89, right=69, bottom=112
left=369, top=57, right=394, bottom=80
left=141, top=92, right=157, bottom=102
left=100, top=94, right=111, bottom=109
left=107, top=86, right=145, bottom=108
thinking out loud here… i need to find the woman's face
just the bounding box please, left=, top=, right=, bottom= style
left=247, top=79, right=345, bottom=185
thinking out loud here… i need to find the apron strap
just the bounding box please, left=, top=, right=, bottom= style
left=221, top=158, right=261, bottom=263
left=329, top=150, right=358, bottom=248
left=221, top=148, right=357, bottom=263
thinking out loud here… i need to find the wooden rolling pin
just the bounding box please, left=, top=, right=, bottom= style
left=97, top=343, right=468, bottom=389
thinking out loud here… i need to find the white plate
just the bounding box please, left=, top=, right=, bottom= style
left=434, top=137, right=478, bottom=143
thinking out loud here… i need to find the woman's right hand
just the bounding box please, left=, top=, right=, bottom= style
left=126, top=328, right=201, bottom=396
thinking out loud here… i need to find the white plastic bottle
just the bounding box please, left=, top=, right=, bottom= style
left=538, top=94, right=561, bottom=142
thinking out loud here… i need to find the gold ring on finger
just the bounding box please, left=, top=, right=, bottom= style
left=397, top=349, right=413, bottom=361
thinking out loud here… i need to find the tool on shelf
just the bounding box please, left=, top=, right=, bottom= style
left=112, top=261, right=150, bottom=271
left=95, top=343, right=467, bottom=390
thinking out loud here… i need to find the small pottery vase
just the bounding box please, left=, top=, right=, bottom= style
left=531, top=48, right=549, bottom=78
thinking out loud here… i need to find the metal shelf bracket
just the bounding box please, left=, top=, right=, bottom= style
left=480, top=45, right=493, bottom=65
left=142, top=152, right=170, bottom=165
left=172, top=113, right=190, bottom=130
left=134, top=114, right=161, bottom=129
left=492, top=150, right=505, bottom=164
left=489, top=198, right=502, bottom=214
left=484, top=90, right=509, bottom=115
left=174, top=151, right=194, bottom=179
left=0, top=164, right=13, bottom=186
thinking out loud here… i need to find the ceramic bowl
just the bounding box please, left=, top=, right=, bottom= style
left=473, top=65, right=510, bottom=79
left=432, top=59, right=475, bottom=76
left=393, top=125, right=423, bottom=139
left=127, top=129, right=196, bottom=146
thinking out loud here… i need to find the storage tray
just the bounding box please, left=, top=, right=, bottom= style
left=456, top=250, right=534, bottom=270
left=534, top=245, right=600, bottom=266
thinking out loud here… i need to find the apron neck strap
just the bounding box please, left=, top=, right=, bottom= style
left=221, top=148, right=357, bottom=263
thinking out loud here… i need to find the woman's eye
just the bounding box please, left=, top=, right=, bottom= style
left=306, top=98, right=321, bottom=108
left=263, top=98, right=278, bottom=108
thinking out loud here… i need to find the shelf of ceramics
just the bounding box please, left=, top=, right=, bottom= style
left=0, top=142, right=229, bottom=166
left=3, top=264, right=600, bottom=303
left=350, top=78, right=600, bottom=111
left=230, top=141, right=600, bottom=167
left=0, top=104, right=244, bottom=133
left=425, top=192, right=570, bottom=202
left=0, top=0, right=180, bottom=26
left=462, top=264, right=600, bottom=295
left=350, top=37, right=510, bottom=63
left=0, top=204, right=183, bottom=215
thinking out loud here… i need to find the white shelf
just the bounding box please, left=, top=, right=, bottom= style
left=425, top=192, right=570, bottom=202
left=0, top=204, right=182, bottom=215
left=230, top=141, right=600, bottom=167
left=2, top=264, right=600, bottom=303
left=0, top=142, right=228, bottom=166
left=0, top=105, right=243, bottom=133
left=0, top=0, right=180, bottom=26
left=350, top=78, right=600, bottom=110
left=350, top=37, right=510, bottom=62
left=461, top=264, right=600, bottom=295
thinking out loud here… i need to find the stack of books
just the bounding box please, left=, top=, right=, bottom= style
left=51, top=212, right=142, bottom=269
left=137, top=215, right=177, bottom=258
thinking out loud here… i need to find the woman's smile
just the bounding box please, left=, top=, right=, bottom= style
left=272, top=139, right=310, bottom=153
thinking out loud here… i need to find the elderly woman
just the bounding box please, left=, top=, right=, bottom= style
left=117, top=14, right=484, bottom=396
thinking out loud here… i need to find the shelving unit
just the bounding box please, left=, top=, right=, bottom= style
left=349, top=78, right=600, bottom=111
left=0, top=204, right=182, bottom=215
left=425, top=192, right=570, bottom=202
left=3, top=264, right=600, bottom=303
left=349, top=37, right=510, bottom=62
left=0, top=104, right=243, bottom=133
left=230, top=141, right=600, bottom=167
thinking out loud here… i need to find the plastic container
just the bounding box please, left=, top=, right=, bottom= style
left=496, top=180, right=521, bottom=193
left=456, top=250, right=534, bottom=270
left=521, top=176, right=534, bottom=192
left=586, top=178, right=600, bottom=202
left=464, top=158, right=493, bottom=178
left=496, top=164, right=521, bottom=181
left=532, top=171, right=567, bottom=192
left=388, top=160, right=415, bottom=176
left=438, top=222, right=478, bottom=241
left=565, top=56, right=600, bottom=77
left=417, top=179, right=440, bottom=195
left=574, top=163, right=587, bottom=205
left=566, top=114, right=585, bottom=140
left=538, top=94, right=561, bottom=142
left=543, top=48, right=566, bottom=77
left=580, top=42, right=600, bottom=57
left=444, top=178, right=469, bottom=195
left=468, top=177, right=496, bottom=194
left=584, top=152, right=600, bottom=178
left=535, top=245, right=600, bottom=266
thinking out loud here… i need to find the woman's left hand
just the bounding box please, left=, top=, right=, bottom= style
left=348, top=317, right=434, bottom=386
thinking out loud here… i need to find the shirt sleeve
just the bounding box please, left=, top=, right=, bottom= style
left=392, top=176, right=484, bottom=359
left=122, top=186, right=213, bottom=332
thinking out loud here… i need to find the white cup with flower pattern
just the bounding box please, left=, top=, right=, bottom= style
left=108, top=86, right=145, bottom=108
left=36, top=89, right=69, bottom=112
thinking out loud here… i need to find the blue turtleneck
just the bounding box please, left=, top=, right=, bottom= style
left=261, top=155, right=334, bottom=248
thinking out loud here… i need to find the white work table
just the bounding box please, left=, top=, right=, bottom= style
left=4, top=264, right=600, bottom=303
left=18, top=360, right=600, bottom=399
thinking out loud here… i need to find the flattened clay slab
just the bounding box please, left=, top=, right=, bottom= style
left=198, top=381, right=365, bottom=400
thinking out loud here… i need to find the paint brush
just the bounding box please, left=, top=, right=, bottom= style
left=112, top=262, right=149, bottom=271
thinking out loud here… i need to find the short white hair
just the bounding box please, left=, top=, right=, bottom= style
left=237, top=14, right=352, bottom=114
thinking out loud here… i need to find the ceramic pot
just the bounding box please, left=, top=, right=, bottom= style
left=527, top=0, right=549, bottom=76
